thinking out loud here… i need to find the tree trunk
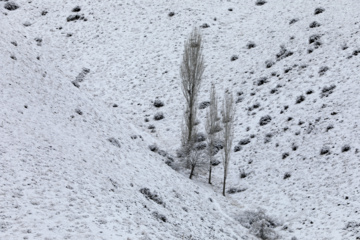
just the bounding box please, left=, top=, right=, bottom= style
left=222, top=174, right=226, bottom=196
left=208, top=165, right=212, bottom=184
left=189, top=164, right=195, bottom=179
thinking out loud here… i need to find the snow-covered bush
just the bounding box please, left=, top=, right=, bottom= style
left=4, top=2, right=19, bottom=11
left=140, top=188, right=165, bottom=207
left=154, top=112, right=164, bottom=120
left=255, top=0, right=267, bottom=6
left=250, top=219, right=279, bottom=240
left=153, top=99, right=164, bottom=108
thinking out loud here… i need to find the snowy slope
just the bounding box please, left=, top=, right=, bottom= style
left=1, top=0, right=360, bottom=239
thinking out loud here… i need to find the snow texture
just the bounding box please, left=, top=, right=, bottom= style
left=1, top=0, right=360, bottom=239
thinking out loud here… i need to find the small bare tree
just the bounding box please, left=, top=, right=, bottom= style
left=205, top=83, right=222, bottom=184
left=188, top=148, right=204, bottom=179
left=180, top=27, right=205, bottom=168
left=222, top=91, right=235, bottom=196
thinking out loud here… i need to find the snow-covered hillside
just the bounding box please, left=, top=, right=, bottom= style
left=1, top=0, right=360, bottom=239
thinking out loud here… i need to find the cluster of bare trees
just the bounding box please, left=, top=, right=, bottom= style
left=180, top=28, right=235, bottom=196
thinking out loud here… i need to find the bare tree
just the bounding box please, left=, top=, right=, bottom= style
left=188, top=148, right=204, bottom=179
left=205, top=83, right=222, bottom=184
left=180, top=27, right=205, bottom=168
left=222, top=91, right=235, bottom=196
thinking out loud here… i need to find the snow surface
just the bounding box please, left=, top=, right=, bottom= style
left=1, top=0, right=360, bottom=239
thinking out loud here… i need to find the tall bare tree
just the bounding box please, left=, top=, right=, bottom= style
left=222, top=91, right=235, bottom=196
left=205, top=83, right=222, bottom=184
left=180, top=27, right=205, bottom=168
